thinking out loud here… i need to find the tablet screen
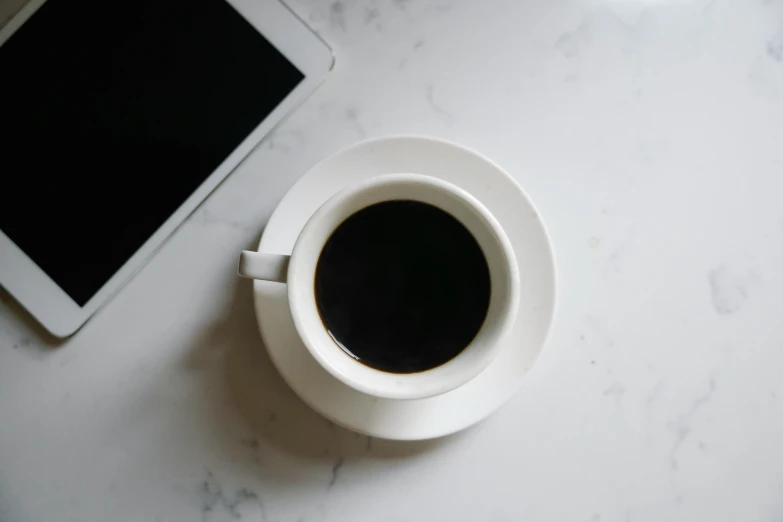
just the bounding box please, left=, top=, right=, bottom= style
left=0, top=0, right=303, bottom=306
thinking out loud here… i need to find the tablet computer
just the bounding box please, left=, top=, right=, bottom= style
left=0, top=0, right=333, bottom=337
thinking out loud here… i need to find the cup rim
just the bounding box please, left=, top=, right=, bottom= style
left=286, top=173, right=520, bottom=400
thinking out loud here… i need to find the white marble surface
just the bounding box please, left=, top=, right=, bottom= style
left=2, top=0, right=783, bottom=520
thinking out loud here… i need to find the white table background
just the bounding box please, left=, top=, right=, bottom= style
left=2, top=0, right=783, bottom=521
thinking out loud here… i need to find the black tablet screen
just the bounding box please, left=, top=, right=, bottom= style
left=0, top=0, right=304, bottom=305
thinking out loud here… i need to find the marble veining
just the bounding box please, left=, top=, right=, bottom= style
left=392, top=0, right=412, bottom=11
left=708, top=265, right=757, bottom=315
left=344, top=105, right=367, bottom=137
left=556, top=30, right=582, bottom=60
left=11, top=336, right=30, bottom=349
left=398, top=38, right=426, bottom=69
left=425, top=85, right=452, bottom=124
left=364, top=6, right=380, bottom=24
left=329, top=1, right=346, bottom=32
left=644, top=381, right=664, bottom=412
left=668, top=378, right=716, bottom=471
left=767, top=32, right=783, bottom=62
left=602, top=381, right=627, bottom=405
left=199, top=471, right=266, bottom=521
left=328, top=458, right=345, bottom=489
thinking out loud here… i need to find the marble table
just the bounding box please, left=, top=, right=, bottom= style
left=2, top=0, right=782, bottom=520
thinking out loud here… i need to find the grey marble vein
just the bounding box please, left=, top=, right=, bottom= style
left=426, top=85, right=452, bottom=124
left=329, top=1, right=346, bottom=32
left=199, top=471, right=265, bottom=520
left=345, top=106, right=367, bottom=137
left=199, top=472, right=222, bottom=515
left=555, top=19, right=590, bottom=60
left=669, top=378, right=716, bottom=470
left=262, top=127, right=306, bottom=153
left=556, top=32, right=580, bottom=59
left=767, top=33, right=783, bottom=62
left=708, top=266, right=756, bottom=315
left=364, top=7, right=380, bottom=24
left=328, top=458, right=344, bottom=488
left=644, top=381, right=663, bottom=411
left=399, top=39, right=426, bottom=69
left=12, top=336, right=30, bottom=349
left=602, top=382, right=627, bottom=405
left=225, top=489, right=263, bottom=520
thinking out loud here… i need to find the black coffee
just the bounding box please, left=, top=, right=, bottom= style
left=314, top=200, right=491, bottom=374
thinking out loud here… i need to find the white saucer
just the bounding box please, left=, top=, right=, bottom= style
left=253, top=136, right=556, bottom=440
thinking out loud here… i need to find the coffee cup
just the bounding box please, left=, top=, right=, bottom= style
left=238, top=173, right=519, bottom=400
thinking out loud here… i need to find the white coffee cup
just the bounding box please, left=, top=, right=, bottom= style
left=238, top=173, right=519, bottom=400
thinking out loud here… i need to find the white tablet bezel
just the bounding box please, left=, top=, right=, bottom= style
left=0, top=0, right=333, bottom=337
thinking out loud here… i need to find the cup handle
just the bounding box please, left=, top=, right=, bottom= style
left=237, top=251, right=290, bottom=283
